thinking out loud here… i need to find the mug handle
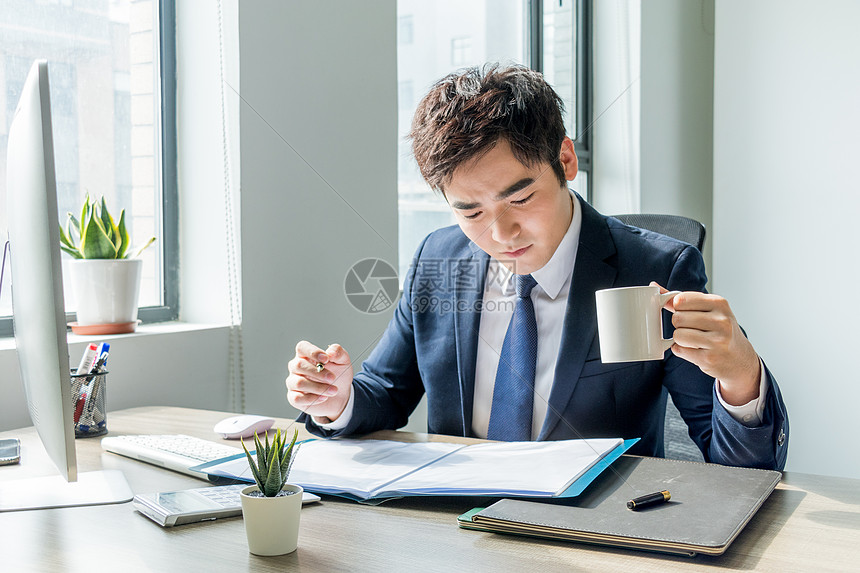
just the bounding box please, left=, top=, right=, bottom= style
left=659, top=290, right=681, bottom=352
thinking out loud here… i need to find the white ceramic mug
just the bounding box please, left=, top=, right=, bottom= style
left=595, top=285, right=680, bottom=363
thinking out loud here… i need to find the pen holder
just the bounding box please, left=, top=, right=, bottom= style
left=70, top=368, right=109, bottom=438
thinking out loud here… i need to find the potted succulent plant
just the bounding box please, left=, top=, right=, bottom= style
left=240, top=428, right=303, bottom=556
left=58, top=194, right=155, bottom=334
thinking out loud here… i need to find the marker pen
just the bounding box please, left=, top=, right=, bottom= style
left=76, top=343, right=99, bottom=375
left=93, top=342, right=110, bottom=369
left=73, top=395, right=86, bottom=424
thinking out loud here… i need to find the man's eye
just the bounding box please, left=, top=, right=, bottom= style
left=464, top=211, right=482, bottom=220
left=512, top=192, right=534, bottom=205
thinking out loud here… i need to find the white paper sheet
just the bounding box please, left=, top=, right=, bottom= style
left=390, top=438, right=623, bottom=496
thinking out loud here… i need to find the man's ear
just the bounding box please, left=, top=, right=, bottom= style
left=559, top=137, right=579, bottom=181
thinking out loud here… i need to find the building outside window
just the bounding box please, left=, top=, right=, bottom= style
left=399, top=14, right=414, bottom=45
left=451, top=37, right=473, bottom=66
left=398, top=80, right=414, bottom=110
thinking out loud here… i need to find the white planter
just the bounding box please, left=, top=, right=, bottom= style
left=67, top=259, right=142, bottom=326
left=240, top=484, right=303, bottom=556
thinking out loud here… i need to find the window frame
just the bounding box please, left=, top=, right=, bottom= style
left=574, top=0, right=593, bottom=203
left=143, top=0, right=179, bottom=325
left=529, top=0, right=592, bottom=202
left=0, top=0, right=178, bottom=337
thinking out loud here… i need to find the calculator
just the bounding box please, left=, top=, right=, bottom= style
left=133, top=483, right=320, bottom=527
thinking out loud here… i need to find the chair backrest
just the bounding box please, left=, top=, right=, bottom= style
left=613, top=213, right=706, bottom=252
left=612, top=212, right=706, bottom=462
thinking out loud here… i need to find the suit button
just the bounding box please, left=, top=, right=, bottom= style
left=777, top=429, right=785, bottom=446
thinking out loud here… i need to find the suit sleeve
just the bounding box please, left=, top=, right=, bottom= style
left=662, top=245, right=789, bottom=470
left=298, top=237, right=428, bottom=438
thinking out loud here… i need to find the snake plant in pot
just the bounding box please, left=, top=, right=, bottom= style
left=58, top=194, right=155, bottom=334
left=239, top=428, right=303, bottom=556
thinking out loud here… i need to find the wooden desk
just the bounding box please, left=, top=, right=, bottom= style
left=1, top=406, right=858, bottom=572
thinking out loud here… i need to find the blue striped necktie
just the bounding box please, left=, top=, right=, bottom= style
left=488, top=274, right=538, bottom=441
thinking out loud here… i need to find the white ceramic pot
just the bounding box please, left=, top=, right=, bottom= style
left=240, top=484, right=303, bottom=556
left=67, top=259, right=142, bottom=325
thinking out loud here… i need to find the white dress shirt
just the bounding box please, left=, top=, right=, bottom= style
left=322, top=193, right=767, bottom=435
left=471, top=193, right=583, bottom=439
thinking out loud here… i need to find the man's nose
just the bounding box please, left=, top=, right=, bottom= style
left=491, top=210, right=520, bottom=244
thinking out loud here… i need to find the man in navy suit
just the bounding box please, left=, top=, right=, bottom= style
left=286, top=65, right=788, bottom=470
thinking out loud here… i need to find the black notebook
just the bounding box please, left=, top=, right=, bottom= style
left=459, top=455, right=781, bottom=556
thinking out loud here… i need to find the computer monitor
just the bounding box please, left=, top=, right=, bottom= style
left=0, top=60, right=131, bottom=511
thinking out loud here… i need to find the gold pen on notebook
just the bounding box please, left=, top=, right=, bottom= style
left=627, top=490, right=671, bottom=510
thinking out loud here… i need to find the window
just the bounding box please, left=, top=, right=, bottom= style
left=399, top=15, right=414, bottom=45
left=396, top=0, right=592, bottom=279
left=539, top=0, right=591, bottom=197
left=0, top=0, right=177, bottom=335
left=451, top=37, right=473, bottom=66
left=398, top=80, right=414, bottom=110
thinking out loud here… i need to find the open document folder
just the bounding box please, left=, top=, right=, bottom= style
left=191, top=437, right=637, bottom=502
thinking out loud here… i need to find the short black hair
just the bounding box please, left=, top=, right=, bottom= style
left=409, top=64, right=567, bottom=192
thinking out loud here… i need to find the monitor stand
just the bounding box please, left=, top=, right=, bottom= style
left=0, top=470, right=133, bottom=512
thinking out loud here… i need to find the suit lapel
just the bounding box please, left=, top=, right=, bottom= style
left=453, top=246, right=489, bottom=437
left=538, top=197, right=617, bottom=440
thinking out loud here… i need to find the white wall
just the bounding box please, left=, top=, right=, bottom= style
left=713, top=0, right=860, bottom=478
left=0, top=325, right=231, bottom=430
left=176, top=0, right=239, bottom=327
left=593, top=0, right=713, bottom=271
left=237, top=0, right=398, bottom=419
left=640, top=0, right=714, bottom=271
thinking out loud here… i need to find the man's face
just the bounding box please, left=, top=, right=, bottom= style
left=443, top=137, right=578, bottom=275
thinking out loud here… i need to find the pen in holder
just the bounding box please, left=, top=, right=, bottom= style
left=71, top=368, right=109, bottom=437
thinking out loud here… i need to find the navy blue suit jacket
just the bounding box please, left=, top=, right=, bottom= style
left=301, top=196, right=789, bottom=470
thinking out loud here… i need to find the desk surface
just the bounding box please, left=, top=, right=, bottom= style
left=1, top=406, right=858, bottom=572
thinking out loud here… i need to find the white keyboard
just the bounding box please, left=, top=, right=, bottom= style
left=101, top=434, right=243, bottom=480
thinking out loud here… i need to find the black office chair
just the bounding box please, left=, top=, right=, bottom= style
left=613, top=213, right=706, bottom=463
left=613, top=213, right=706, bottom=252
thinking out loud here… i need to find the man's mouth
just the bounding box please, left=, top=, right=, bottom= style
left=501, top=245, right=531, bottom=258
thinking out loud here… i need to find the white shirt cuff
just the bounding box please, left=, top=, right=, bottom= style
left=313, top=386, right=355, bottom=431
left=715, top=358, right=769, bottom=427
